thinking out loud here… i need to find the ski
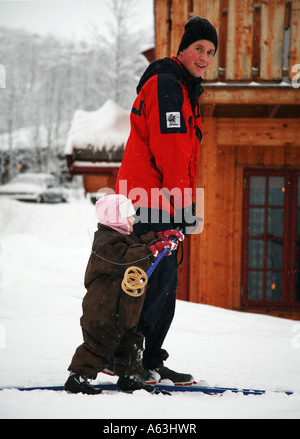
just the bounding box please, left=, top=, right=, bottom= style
left=154, top=383, right=294, bottom=396
left=0, top=382, right=294, bottom=396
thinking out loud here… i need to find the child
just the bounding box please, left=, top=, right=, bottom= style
left=64, top=194, right=180, bottom=394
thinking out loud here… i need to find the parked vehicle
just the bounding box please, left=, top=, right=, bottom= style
left=0, top=173, right=67, bottom=203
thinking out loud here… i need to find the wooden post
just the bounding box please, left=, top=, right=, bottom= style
left=226, top=0, right=253, bottom=80
left=170, top=0, right=190, bottom=56
left=289, top=0, right=300, bottom=81
left=192, top=0, right=221, bottom=81
left=232, top=164, right=243, bottom=310
left=155, top=0, right=171, bottom=59
left=195, top=117, right=218, bottom=304
left=260, top=0, right=286, bottom=81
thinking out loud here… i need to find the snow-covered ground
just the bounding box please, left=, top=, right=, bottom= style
left=0, top=197, right=299, bottom=419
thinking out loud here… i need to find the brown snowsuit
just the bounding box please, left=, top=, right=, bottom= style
left=68, top=224, right=156, bottom=378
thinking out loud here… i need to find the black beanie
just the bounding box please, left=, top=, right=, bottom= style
left=177, top=16, right=218, bottom=55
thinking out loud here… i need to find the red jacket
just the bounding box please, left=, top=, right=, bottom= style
left=116, top=57, right=203, bottom=216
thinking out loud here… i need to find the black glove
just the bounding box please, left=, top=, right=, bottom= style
left=173, top=204, right=198, bottom=235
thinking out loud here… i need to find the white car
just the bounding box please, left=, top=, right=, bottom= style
left=0, top=173, right=67, bottom=203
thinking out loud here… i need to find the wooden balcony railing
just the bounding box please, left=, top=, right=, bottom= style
left=154, top=0, right=300, bottom=83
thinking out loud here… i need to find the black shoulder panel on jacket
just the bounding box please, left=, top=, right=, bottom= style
left=157, top=73, right=187, bottom=135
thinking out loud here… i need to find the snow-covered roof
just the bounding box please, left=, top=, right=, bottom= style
left=65, top=99, right=130, bottom=155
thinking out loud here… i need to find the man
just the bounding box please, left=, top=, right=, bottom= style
left=115, top=17, right=218, bottom=384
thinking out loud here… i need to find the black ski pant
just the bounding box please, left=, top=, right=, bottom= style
left=133, top=208, right=178, bottom=370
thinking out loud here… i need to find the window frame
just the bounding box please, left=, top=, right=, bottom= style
left=241, top=168, right=300, bottom=309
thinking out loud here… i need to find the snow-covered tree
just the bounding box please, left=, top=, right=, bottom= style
left=87, top=0, right=149, bottom=109
left=0, top=2, right=153, bottom=183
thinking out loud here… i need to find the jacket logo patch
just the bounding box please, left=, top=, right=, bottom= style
left=166, top=112, right=180, bottom=128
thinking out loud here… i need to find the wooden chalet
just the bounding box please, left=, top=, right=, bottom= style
left=65, top=0, right=300, bottom=320
left=154, top=0, right=300, bottom=319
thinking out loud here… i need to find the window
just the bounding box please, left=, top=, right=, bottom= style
left=242, top=169, right=300, bottom=309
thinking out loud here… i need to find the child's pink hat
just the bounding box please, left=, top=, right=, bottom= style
left=95, top=194, right=135, bottom=235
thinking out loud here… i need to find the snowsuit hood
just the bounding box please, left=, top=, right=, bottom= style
left=136, top=57, right=204, bottom=111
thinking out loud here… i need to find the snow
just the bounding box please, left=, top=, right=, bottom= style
left=0, top=196, right=300, bottom=419
left=71, top=160, right=122, bottom=168
left=205, top=81, right=293, bottom=87
left=64, top=100, right=130, bottom=155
